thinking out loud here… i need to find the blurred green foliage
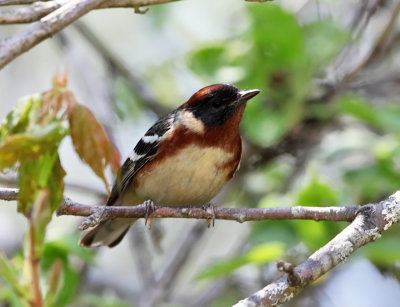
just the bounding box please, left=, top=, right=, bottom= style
left=188, top=4, right=348, bottom=145
left=0, top=76, right=125, bottom=306
left=197, top=242, right=285, bottom=280
left=188, top=4, right=400, bottom=285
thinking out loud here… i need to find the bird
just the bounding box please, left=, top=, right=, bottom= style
left=80, top=84, right=260, bottom=247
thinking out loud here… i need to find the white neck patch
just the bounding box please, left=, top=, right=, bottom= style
left=179, top=110, right=205, bottom=134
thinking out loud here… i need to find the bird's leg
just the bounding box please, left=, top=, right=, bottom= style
left=202, top=202, right=216, bottom=227
left=144, top=199, right=155, bottom=228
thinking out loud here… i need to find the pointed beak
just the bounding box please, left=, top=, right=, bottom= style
left=239, top=89, right=260, bottom=101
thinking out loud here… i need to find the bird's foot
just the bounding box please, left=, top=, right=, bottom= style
left=202, top=203, right=216, bottom=228
left=79, top=207, right=109, bottom=230
left=144, top=199, right=155, bottom=228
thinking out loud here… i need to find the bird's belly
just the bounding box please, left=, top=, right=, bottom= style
left=134, top=145, right=237, bottom=206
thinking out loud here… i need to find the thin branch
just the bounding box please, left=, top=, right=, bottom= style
left=342, top=0, right=400, bottom=82
left=349, top=0, right=384, bottom=38
left=0, top=187, right=18, bottom=200
left=0, top=0, right=178, bottom=69
left=0, top=0, right=39, bottom=5
left=0, top=0, right=109, bottom=68
left=0, top=1, right=60, bottom=23
left=331, top=0, right=385, bottom=80
left=0, top=0, right=179, bottom=24
left=137, top=222, right=206, bottom=307
left=62, top=201, right=360, bottom=223
left=234, top=191, right=400, bottom=306
left=180, top=242, right=248, bottom=307
left=98, top=0, right=179, bottom=9
left=0, top=0, right=175, bottom=6
left=0, top=187, right=359, bottom=223
left=129, top=225, right=155, bottom=284
left=0, top=175, right=107, bottom=198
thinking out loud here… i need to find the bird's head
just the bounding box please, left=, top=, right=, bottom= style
left=182, top=84, right=260, bottom=127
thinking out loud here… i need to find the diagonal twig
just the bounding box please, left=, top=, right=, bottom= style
left=234, top=191, right=400, bottom=306
left=342, top=0, right=400, bottom=83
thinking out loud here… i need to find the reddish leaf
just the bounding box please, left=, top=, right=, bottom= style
left=39, top=74, right=76, bottom=124
left=69, top=104, right=120, bottom=191
left=52, top=72, right=68, bottom=88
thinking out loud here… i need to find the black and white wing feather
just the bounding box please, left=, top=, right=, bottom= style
left=106, top=111, right=177, bottom=206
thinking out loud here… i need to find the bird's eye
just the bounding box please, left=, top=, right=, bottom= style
left=211, top=99, right=224, bottom=108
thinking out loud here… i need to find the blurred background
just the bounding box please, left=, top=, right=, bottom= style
left=1, top=0, right=400, bottom=306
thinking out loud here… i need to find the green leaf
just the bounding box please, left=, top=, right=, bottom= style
left=0, top=253, right=29, bottom=303
left=18, top=152, right=65, bottom=257
left=197, top=242, right=285, bottom=280
left=17, top=150, right=64, bottom=215
left=344, top=158, right=400, bottom=202
left=240, top=5, right=311, bottom=144
left=291, top=220, right=336, bottom=250
left=196, top=258, right=248, bottom=281
left=44, top=260, right=62, bottom=307
left=296, top=177, right=338, bottom=207
left=366, top=239, right=400, bottom=265
left=248, top=5, right=304, bottom=67
left=47, top=157, right=66, bottom=212
left=292, top=175, right=342, bottom=249
left=0, top=287, right=29, bottom=307
left=0, top=94, right=42, bottom=142
left=242, top=104, right=287, bottom=145
left=250, top=220, right=298, bottom=246
left=338, top=95, right=378, bottom=123
left=188, top=45, right=227, bottom=79
left=245, top=242, right=286, bottom=263
left=304, top=20, right=349, bottom=68
left=42, top=235, right=94, bottom=270
left=338, top=95, right=400, bottom=135
left=0, top=122, right=68, bottom=171
left=41, top=235, right=94, bottom=306
left=69, top=104, right=120, bottom=191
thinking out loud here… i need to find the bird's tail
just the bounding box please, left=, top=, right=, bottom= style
left=79, top=218, right=136, bottom=248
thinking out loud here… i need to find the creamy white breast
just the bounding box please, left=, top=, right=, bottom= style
left=134, top=145, right=236, bottom=206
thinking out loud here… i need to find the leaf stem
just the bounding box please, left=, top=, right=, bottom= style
left=28, top=221, right=43, bottom=307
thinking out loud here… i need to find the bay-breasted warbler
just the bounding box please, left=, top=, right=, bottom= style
left=80, top=84, right=260, bottom=247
